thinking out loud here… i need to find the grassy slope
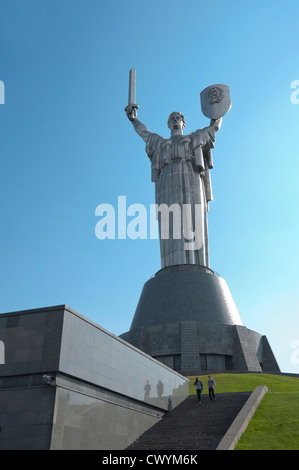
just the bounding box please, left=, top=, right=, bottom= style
left=186, top=373, right=299, bottom=450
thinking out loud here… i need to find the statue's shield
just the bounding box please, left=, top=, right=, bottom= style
left=200, top=84, right=231, bottom=119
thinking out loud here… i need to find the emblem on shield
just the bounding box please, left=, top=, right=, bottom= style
left=200, top=84, right=231, bottom=119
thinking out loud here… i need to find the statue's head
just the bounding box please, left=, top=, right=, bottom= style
left=167, top=112, right=186, bottom=130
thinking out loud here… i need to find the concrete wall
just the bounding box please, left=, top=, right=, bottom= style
left=0, top=306, right=189, bottom=450
left=51, top=373, right=165, bottom=450
left=58, top=307, right=188, bottom=410
left=0, top=373, right=56, bottom=450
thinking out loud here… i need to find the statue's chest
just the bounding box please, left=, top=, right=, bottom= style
left=160, top=136, right=192, bottom=164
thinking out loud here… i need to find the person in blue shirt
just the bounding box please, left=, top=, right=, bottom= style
left=194, top=377, right=204, bottom=404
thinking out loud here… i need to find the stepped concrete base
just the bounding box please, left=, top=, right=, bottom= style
left=120, top=265, right=280, bottom=374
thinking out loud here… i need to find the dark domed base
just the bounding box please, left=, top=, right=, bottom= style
left=129, top=265, right=244, bottom=330
left=120, top=265, right=280, bottom=374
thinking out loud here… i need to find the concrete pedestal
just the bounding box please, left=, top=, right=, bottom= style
left=120, top=265, right=280, bottom=374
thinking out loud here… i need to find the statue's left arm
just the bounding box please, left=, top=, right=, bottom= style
left=191, top=118, right=222, bottom=172
left=202, top=118, right=222, bottom=148
left=210, top=118, right=222, bottom=132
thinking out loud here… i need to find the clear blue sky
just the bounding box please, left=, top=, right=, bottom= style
left=0, top=0, right=299, bottom=373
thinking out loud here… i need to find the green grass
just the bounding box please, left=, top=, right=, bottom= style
left=186, top=373, right=299, bottom=450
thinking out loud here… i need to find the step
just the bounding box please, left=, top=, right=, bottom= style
left=127, top=392, right=251, bottom=450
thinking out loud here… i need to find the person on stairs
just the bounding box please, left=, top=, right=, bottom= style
left=194, top=377, right=204, bottom=404
left=208, top=376, right=217, bottom=402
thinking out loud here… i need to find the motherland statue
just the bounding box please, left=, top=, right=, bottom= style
left=125, top=69, right=230, bottom=269
left=122, top=71, right=280, bottom=375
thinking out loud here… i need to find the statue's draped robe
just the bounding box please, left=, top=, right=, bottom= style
left=136, top=123, right=217, bottom=269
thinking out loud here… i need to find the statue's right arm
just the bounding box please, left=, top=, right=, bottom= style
left=131, top=118, right=151, bottom=142
left=124, top=104, right=151, bottom=142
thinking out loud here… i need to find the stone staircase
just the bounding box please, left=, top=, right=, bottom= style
left=127, top=392, right=251, bottom=450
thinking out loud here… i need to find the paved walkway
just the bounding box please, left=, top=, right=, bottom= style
left=127, top=392, right=251, bottom=450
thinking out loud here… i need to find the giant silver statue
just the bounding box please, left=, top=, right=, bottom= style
left=125, top=69, right=231, bottom=269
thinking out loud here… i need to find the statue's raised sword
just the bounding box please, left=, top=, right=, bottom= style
left=125, top=68, right=139, bottom=120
